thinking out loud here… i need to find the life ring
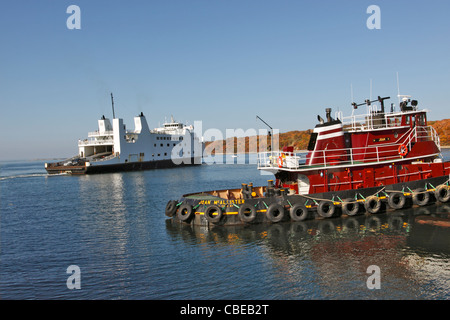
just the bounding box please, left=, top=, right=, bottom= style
left=398, top=144, right=408, bottom=157
left=177, top=203, right=193, bottom=222
left=289, top=203, right=309, bottom=221
left=435, top=185, right=450, bottom=203
left=364, top=196, right=382, bottom=214
left=277, top=156, right=283, bottom=168
left=387, top=192, right=406, bottom=210
left=342, top=198, right=360, bottom=216
left=165, top=200, right=178, bottom=217
left=204, top=205, right=223, bottom=224
left=412, top=188, right=430, bottom=207
left=238, top=203, right=257, bottom=223
left=317, top=201, right=335, bottom=218
left=266, top=203, right=285, bottom=223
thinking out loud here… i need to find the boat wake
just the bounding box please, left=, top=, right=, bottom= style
left=0, top=172, right=68, bottom=181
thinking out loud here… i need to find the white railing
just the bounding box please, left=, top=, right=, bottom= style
left=89, top=153, right=117, bottom=162
left=403, top=126, right=440, bottom=150
left=258, top=125, right=440, bottom=170
left=335, top=108, right=425, bottom=132
left=258, top=151, right=306, bottom=169
left=78, top=138, right=114, bottom=146
left=88, top=130, right=114, bottom=137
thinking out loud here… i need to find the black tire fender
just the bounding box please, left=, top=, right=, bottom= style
left=165, top=200, right=178, bottom=217
left=266, top=203, right=285, bottom=223
left=238, top=203, right=257, bottom=223
left=204, top=205, right=223, bottom=224
left=289, top=203, right=309, bottom=221
left=317, top=201, right=335, bottom=218
left=364, top=196, right=381, bottom=214
left=412, top=188, right=430, bottom=207
left=177, top=203, right=193, bottom=222
left=342, top=198, right=360, bottom=216
left=388, top=192, right=406, bottom=210
left=435, top=185, right=450, bottom=203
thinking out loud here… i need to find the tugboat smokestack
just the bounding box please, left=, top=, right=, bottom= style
left=325, top=108, right=332, bottom=123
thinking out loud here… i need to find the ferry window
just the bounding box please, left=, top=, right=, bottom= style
left=160, top=143, right=163, bottom=147
left=405, top=116, right=410, bottom=125
left=158, top=154, right=160, bottom=157
left=152, top=154, right=154, bottom=157
left=173, top=143, right=176, bottom=146
left=157, top=137, right=159, bottom=140
left=154, top=144, right=156, bottom=147
left=164, top=153, right=167, bottom=156
left=167, top=143, right=170, bottom=147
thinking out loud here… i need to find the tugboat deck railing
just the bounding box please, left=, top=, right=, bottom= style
left=335, top=107, right=428, bottom=132
left=258, top=125, right=440, bottom=171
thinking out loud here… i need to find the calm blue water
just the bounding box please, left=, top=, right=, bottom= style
left=1, top=154, right=450, bottom=300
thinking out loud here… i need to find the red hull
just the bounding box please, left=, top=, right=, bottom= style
left=278, top=160, right=450, bottom=195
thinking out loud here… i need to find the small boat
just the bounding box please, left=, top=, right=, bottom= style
left=165, top=94, right=450, bottom=226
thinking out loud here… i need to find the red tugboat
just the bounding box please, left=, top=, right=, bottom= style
left=165, top=95, right=450, bottom=226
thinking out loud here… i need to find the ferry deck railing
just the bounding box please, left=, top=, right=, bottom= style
left=88, top=130, right=114, bottom=137
left=78, top=137, right=114, bottom=146
left=89, top=153, right=116, bottom=162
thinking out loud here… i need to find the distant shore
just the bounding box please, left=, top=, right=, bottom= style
left=209, top=146, right=450, bottom=155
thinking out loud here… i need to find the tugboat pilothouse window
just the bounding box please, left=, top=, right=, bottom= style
left=307, top=133, right=318, bottom=151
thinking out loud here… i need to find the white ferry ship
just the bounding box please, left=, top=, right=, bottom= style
left=45, top=112, right=203, bottom=174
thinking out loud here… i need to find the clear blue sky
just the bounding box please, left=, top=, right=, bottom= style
left=1, top=0, right=449, bottom=160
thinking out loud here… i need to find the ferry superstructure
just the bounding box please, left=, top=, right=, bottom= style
left=45, top=113, right=203, bottom=174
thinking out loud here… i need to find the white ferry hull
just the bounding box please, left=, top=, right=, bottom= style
left=45, top=156, right=201, bottom=175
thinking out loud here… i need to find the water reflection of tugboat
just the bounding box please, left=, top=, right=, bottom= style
left=166, top=203, right=450, bottom=255
left=166, top=95, right=450, bottom=226
left=166, top=203, right=450, bottom=298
